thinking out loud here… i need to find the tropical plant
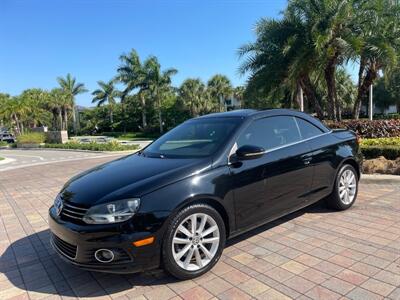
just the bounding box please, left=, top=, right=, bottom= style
left=19, top=89, right=51, bottom=128
left=179, top=79, right=209, bottom=117
left=238, top=15, right=324, bottom=118
left=92, top=80, right=120, bottom=125
left=117, top=50, right=149, bottom=131
left=143, top=56, right=177, bottom=133
left=352, top=0, right=400, bottom=119
left=286, top=0, right=357, bottom=121
left=232, top=86, right=245, bottom=106
left=207, top=75, right=233, bottom=112
left=57, top=73, right=88, bottom=133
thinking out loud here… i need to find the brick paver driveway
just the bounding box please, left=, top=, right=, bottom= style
left=1, top=156, right=399, bottom=300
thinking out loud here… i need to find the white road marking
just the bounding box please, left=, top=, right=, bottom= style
left=0, top=152, right=131, bottom=172
left=0, top=153, right=45, bottom=161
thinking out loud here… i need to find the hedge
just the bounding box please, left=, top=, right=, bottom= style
left=360, top=145, right=400, bottom=160
left=325, top=119, right=400, bottom=138
left=43, top=141, right=139, bottom=152
left=17, top=132, right=46, bottom=144
left=360, top=137, right=400, bottom=147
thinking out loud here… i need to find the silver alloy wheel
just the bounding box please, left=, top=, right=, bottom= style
left=172, top=213, right=220, bottom=271
left=339, top=169, right=357, bottom=205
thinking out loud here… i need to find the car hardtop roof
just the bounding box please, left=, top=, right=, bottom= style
left=193, top=109, right=329, bottom=132
left=195, top=108, right=313, bottom=120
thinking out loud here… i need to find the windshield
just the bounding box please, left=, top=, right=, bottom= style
left=143, top=118, right=242, bottom=158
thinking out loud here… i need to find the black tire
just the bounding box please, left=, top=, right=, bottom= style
left=162, top=203, right=226, bottom=280
left=326, top=164, right=359, bottom=210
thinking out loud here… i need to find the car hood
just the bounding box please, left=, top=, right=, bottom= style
left=60, top=153, right=212, bottom=206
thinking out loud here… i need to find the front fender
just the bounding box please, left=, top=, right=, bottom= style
left=139, top=166, right=235, bottom=235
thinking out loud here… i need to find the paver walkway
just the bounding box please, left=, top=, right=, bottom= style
left=0, top=157, right=399, bottom=300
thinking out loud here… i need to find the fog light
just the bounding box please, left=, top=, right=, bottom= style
left=94, top=249, right=115, bottom=263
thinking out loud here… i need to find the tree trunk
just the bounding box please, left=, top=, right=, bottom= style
left=299, top=76, right=324, bottom=119
left=72, top=103, right=76, bottom=134
left=335, top=97, right=342, bottom=121
left=353, top=59, right=378, bottom=120
left=158, top=109, right=163, bottom=134
left=58, top=109, right=63, bottom=130
left=63, top=109, right=68, bottom=131
left=352, top=56, right=366, bottom=120
left=109, top=108, right=114, bottom=126
left=140, top=92, right=147, bottom=130
left=324, top=55, right=339, bottom=121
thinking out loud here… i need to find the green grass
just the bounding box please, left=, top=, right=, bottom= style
left=0, top=157, right=4, bottom=161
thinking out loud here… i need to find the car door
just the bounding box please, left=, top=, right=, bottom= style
left=230, top=116, right=314, bottom=229
left=294, top=117, right=337, bottom=202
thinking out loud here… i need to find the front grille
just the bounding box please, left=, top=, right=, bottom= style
left=60, top=201, right=88, bottom=222
left=52, top=234, right=77, bottom=260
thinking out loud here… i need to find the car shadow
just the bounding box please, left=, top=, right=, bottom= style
left=1, top=200, right=334, bottom=297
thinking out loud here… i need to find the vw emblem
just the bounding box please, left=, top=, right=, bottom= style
left=54, top=196, right=63, bottom=216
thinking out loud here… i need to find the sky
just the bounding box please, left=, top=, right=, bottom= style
left=0, top=0, right=288, bottom=106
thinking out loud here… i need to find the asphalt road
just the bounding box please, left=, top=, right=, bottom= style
left=0, top=149, right=128, bottom=172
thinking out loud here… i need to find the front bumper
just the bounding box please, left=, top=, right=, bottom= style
left=48, top=206, right=162, bottom=273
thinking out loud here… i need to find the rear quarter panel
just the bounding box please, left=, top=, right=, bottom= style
left=306, top=131, right=361, bottom=201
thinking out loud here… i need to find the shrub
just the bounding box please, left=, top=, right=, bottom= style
left=373, top=113, right=400, bottom=120
left=0, top=141, right=9, bottom=147
left=43, top=141, right=139, bottom=152
left=361, top=145, right=400, bottom=160
left=360, top=137, right=400, bottom=147
left=325, top=119, right=400, bottom=138
left=17, top=132, right=45, bottom=144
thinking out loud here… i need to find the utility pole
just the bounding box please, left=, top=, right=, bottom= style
left=369, top=84, right=373, bottom=120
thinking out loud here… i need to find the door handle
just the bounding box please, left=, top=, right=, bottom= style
left=303, top=157, right=312, bottom=165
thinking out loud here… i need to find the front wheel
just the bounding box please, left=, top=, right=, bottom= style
left=162, top=204, right=226, bottom=279
left=326, top=164, right=359, bottom=210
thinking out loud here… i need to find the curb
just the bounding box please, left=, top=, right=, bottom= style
left=361, top=174, right=400, bottom=185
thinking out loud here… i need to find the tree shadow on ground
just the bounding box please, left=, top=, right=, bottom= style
left=0, top=200, right=334, bottom=297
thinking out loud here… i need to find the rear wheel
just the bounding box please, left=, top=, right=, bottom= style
left=326, top=164, right=358, bottom=210
left=162, top=204, right=226, bottom=279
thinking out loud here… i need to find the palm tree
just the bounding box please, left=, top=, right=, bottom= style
left=238, top=16, right=324, bottom=118
left=19, top=89, right=50, bottom=128
left=47, top=89, right=67, bottom=130
left=117, top=50, right=149, bottom=130
left=57, top=73, right=87, bottom=133
left=233, top=86, right=245, bottom=106
left=92, top=80, right=120, bottom=125
left=286, top=0, right=356, bottom=121
left=207, top=75, right=232, bottom=112
left=179, top=79, right=209, bottom=117
left=144, top=56, right=177, bottom=133
left=351, top=0, right=400, bottom=119
left=0, top=97, right=28, bottom=134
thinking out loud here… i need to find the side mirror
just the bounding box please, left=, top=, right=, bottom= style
left=235, top=145, right=265, bottom=160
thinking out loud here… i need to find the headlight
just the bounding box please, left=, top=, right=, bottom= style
left=83, top=198, right=140, bottom=224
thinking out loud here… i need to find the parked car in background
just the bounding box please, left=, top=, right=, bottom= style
left=49, top=109, right=362, bottom=279
left=0, top=132, right=16, bottom=143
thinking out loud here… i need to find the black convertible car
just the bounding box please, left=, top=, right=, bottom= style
left=49, top=109, right=362, bottom=279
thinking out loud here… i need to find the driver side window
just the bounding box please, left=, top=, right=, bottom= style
left=237, top=116, right=301, bottom=150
